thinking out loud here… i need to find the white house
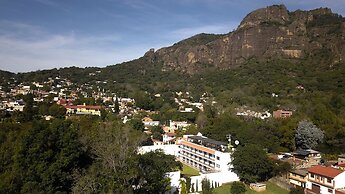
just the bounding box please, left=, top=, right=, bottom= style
left=306, top=165, right=345, bottom=194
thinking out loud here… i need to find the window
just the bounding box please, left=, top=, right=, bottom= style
left=216, top=156, right=220, bottom=160
left=310, top=174, right=314, bottom=178
left=327, top=178, right=332, bottom=183
left=328, top=188, right=333, bottom=193
left=216, top=164, right=220, bottom=168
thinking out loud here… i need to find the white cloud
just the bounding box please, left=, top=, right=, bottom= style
left=0, top=21, right=145, bottom=73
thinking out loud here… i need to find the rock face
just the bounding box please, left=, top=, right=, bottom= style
left=151, top=5, right=345, bottom=73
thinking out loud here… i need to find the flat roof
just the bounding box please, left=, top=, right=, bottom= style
left=180, top=140, right=216, bottom=154
left=290, top=169, right=308, bottom=177
left=189, top=135, right=227, bottom=146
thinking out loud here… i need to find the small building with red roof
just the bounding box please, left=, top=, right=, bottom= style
left=306, top=165, right=345, bottom=194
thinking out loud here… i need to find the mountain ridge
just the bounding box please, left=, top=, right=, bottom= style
left=149, top=4, right=345, bottom=73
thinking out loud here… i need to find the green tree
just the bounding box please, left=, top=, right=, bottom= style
left=232, top=144, right=274, bottom=183
left=231, top=181, right=246, bottom=194
left=129, top=118, right=145, bottom=131
left=180, top=179, right=187, bottom=194
left=295, top=120, right=324, bottom=149
left=48, top=103, right=66, bottom=118
left=136, top=151, right=182, bottom=194
left=201, top=178, right=214, bottom=194
left=16, top=119, right=86, bottom=193
left=22, top=93, right=35, bottom=121
left=73, top=120, right=143, bottom=194
left=114, top=97, right=120, bottom=113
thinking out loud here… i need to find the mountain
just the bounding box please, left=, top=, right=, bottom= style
left=2, top=4, right=345, bottom=96
left=152, top=4, right=345, bottom=73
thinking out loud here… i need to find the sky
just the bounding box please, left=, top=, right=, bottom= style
left=1, top=0, right=345, bottom=73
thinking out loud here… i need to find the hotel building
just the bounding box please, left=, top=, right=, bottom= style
left=178, top=134, right=232, bottom=173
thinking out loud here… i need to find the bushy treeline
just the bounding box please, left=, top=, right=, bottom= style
left=0, top=116, right=181, bottom=193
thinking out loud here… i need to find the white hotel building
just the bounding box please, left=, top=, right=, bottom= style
left=138, top=133, right=239, bottom=192
left=178, top=134, right=232, bottom=173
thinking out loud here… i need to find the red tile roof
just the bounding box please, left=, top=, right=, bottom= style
left=180, top=140, right=215, bottom=154
left=338, top=164, right=345, bottom=168
left=308, top=165, right=344, bottom=178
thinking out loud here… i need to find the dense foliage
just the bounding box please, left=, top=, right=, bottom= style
left=295, top=120, right=324, bottom=149
left=230, top=181, right=247, bottom=194
left=232, top=144, right=290, bottom=183
left=0, top=116, right=181, bottom=193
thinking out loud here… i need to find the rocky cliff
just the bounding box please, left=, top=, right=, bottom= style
left=151, top=5, right=345, bottom=73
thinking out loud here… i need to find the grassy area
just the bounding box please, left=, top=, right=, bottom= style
left=181, top=164, right=200, bottom=177
left=213, top=182, right=289, bottom=194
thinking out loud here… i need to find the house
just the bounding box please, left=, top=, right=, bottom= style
left=162, top=133, right=176, bottom=145
left=152, top=139, right=164, bottom=146
left=338, top=154, right=345, bottom=165
left=293, top=149, right=321, bottom=160
left=5, top=100, right=25, bottom=112
left=170, top=120, right=190, bottom=130
left=273, top=110, right=293, bottom=118
left=306, top=165, right=345, bottom=194
left=289, top=169, right=308, bottom=189
left=57, top=99, right=74, bottom=106
left=142, top=117, right=160, bottom=129
left=64, top=105, right=102, bottom=116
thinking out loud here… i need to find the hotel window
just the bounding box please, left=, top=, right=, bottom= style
left=328, top=189, right=332, bottom=193
left=327, top=178, right=332, bottom=183
left=310, top=174, right=314, bottom=178
left=216, top=156, right=220, bottom=160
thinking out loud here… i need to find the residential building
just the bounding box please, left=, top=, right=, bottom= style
left=57, top=99, right=74, bottom=106
left=64, top=105, right=102, bottom=116
left=170, top=120, right=190, bottom=130
left=5, top=100, right=25, bottom=112
left=293, top=149, right=321, bottom=160
left=162, top=133, right=176, bottom=144
left=289, top=169, right=308, bottom=189
left=142, top=117, right=160, bottom=129
left=306, top=165, right=345, bottom=194
left=338, top=154, right=345, bottom=165
left=273, top=110, right=293, bottom=118
left=177, top=134, right=232, bottom=173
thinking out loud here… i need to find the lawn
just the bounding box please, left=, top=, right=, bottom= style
left=213, top=181, right=289, bottom=194
left=181, top=164, right=200, bottom=177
